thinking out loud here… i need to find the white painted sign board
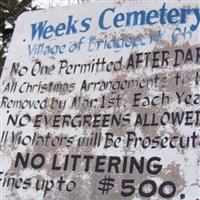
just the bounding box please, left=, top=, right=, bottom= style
left=0, top=1, right=200, bottom=200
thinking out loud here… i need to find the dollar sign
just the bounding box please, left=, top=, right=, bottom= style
left=98, top=175, right=115, bottom=195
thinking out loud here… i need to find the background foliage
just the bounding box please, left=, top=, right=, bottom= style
left=0, top=0, right=37, bottom=75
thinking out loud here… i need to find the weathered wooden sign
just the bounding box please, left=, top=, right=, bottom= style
left=0, top=1, right=200, bottom=199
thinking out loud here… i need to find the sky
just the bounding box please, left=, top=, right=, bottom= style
left=32, top=0, right=96, bottom=9
left=31, top=0, right=134, bottom=9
